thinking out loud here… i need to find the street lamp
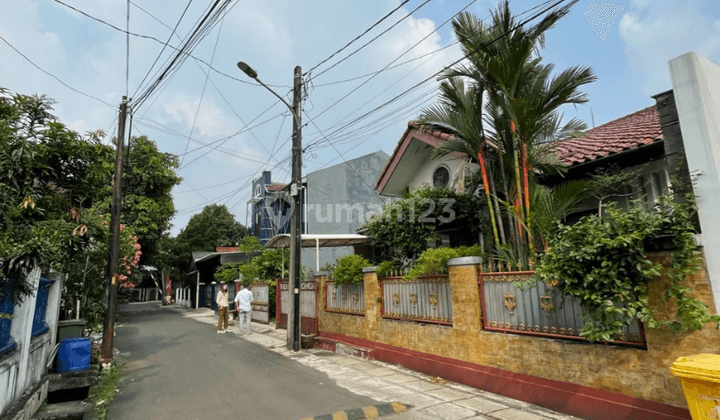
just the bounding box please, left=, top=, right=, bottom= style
left=237, top=61, right=303, bottom=352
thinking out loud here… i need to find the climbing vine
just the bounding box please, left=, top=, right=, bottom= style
left=538, top=193, right=720, bottom=342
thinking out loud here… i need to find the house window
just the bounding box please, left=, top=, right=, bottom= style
left=254, top=184, right=261, bottom=197
left=433, top=166, right=450, bottom=188
left=638, top=168, right=670, bottom=206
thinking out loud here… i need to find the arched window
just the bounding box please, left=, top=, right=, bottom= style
left=433, top=166, right=450, bottom=188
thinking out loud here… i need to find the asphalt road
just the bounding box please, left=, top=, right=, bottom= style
left=109, top=302, right=378, bottom=420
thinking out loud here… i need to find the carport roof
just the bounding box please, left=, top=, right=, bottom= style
left=265, top=234, right=369, bottom=248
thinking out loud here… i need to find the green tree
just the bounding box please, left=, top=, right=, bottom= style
left=418, top=1, right=595, bottom=269
left=0, top=89, right=113, bottom=303
left=176, top=204, right=249, bottom=252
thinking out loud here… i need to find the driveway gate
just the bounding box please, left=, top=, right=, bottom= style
left=250, top=281, right=270, bottom=324
left=276, top=278, right=317, bottom=334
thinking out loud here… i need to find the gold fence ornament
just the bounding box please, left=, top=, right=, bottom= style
left=410, top=293, right=418, bottom=304
left=540, top=295, right=554, bottom=317
left=429, top=293, right=438, bottom=308
left=504, top=294, right=516, bottom=315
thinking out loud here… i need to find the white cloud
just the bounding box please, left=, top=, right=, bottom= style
left=162, top=92, right=233, bottom=139
left=619, top=0, right=720, bottom=95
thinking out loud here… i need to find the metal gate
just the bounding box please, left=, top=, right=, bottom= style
left=250, top=282, right=270, bottom=324
left=276, top=279, right=289, bottom=329
left=276, top=278, right=317, bottom=334
left=300, top=279, right=317, bottom=335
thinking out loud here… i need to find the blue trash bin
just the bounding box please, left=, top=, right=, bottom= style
left=57, top=338, right=91, bottom=372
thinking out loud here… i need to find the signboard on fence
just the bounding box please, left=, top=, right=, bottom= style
left=251, top=282, right=270, bottom=324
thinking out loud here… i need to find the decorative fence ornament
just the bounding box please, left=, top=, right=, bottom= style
left=410, top=293, right=418, bottom=304
left=540, top=295, right=554, bottom=317
left=429, top=293, right=438, bottom=308
left=504, top=294, right=516, bottom=315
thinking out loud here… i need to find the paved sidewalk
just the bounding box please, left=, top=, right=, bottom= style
left=165, top=305, right=583, bottom=420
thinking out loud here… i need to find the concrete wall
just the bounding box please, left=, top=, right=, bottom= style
left=0, top=269, right=63, bottom=419
left=670, top=51, right=720, bottom=312
left=316, top=254, right=717, bottom=419
left=304, top=151, right=389, bottom=270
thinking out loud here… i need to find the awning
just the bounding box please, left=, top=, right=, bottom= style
left=265, top=234, right=370, bottom=271
left=265, top=234, right=369, bottom=249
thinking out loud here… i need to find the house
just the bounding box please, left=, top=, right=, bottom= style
left=253, top=151, right=390, bottom=270
left=375, top=51, right=720, bottom=311
left=189, top=247, right=259, bottom=309
left=375, top=125, right=475, bottom=197
left=247, top=171, right=299, bottom=245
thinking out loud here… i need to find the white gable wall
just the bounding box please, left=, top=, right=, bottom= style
left=669, top=51, right=720, bottom=313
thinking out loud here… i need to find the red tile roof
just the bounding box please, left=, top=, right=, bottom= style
left=267, top=183, right=287, bottom=191
left=378, top=106, right=663, bottom=193
left=552, top=106, right=663, bottom=166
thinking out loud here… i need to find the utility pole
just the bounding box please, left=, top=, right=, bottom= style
left=289, top=66, right=303, bottom=352
left=100, top=96, right=128, bottom=364
left=236, top=62, right=303, bottom=351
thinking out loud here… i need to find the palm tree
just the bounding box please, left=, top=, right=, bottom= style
left=418, top=0, right=595, bottom=269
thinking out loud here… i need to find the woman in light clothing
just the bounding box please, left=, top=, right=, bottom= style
left=216, top=284, right=229, bottom=333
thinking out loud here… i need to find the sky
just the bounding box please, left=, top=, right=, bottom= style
left=1, top=0, right=719, bottom=237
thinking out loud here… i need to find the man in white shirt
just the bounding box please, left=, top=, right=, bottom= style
left=234, top=282, right=254, bottom=335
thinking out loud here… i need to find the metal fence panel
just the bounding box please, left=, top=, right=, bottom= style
left=479, top=272, right=645, bottom=346
left=326, top=282, right=364, bottom=315
left=381, top=275, right=452, bottom=325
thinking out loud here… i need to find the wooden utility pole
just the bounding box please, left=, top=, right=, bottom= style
left=288, top=66, right=303, bottom=352
left=100, top=96, right=128, bottom=363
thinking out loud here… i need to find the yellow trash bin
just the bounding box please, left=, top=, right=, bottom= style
left=671, top=354, right=720, bottom=420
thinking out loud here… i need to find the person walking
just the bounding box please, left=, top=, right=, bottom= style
left=216, top=283, right=229, bottom=334
left=234, top=282, right=254, bottom=335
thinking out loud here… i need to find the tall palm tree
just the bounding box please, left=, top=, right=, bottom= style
left=418, top=0, right=595, bottom=269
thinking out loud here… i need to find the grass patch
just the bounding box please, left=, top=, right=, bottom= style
left=88, top=361, right=123, bottom=420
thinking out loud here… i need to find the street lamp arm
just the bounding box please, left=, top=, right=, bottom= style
left=237, top=62, right=300, bottom=128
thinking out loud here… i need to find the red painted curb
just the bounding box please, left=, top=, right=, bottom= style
left=317, top=331, right=691, bottom=420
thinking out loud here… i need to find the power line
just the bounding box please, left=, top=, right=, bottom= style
left=126, top=0, right=130, bottom=96
left=308, top=0, right=434, bottom=81
left=304, top=0, right=574, bottom=155
left=306, top=0, right=477, bottom=125
left=179, top=13, right=226, bottom=167
left=0, top=35, right=115, bottom=108
left=133, top=0, right=233, bottom=111
left=132, top=0, right=193, bottom=99
left=304, top=0, right=411, bottom=75
left=312, top=41, right=458, bottom=88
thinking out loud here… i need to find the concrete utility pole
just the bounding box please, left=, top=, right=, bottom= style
left=289, top=66, right=303, bottom=352
left=101, top=96, right=128, bottom=363
left=236, top=62, right=303, bottom=351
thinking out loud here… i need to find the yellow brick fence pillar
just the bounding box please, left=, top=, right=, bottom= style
left=447, top=257, right=483, bottom=333
left=314, top=271, right=329, bottom=331
left=362, top=267, right=382, bottom=342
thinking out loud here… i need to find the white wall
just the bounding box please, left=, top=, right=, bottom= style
left=407, top=153, right=470, bottom=192
left=0, top=268, right=62, bottom=418
left=669, top=51, right=720, bottom=313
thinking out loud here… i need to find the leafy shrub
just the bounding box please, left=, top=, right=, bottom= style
left=376, top=260, right=395, bottom=278
left=366, top=186, right=484, bottom=265
left=404, top=245, right=483, bottom=280
left=538, top=196, right=720, bottom=342
left=333, top=254, right=370, bottom=284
